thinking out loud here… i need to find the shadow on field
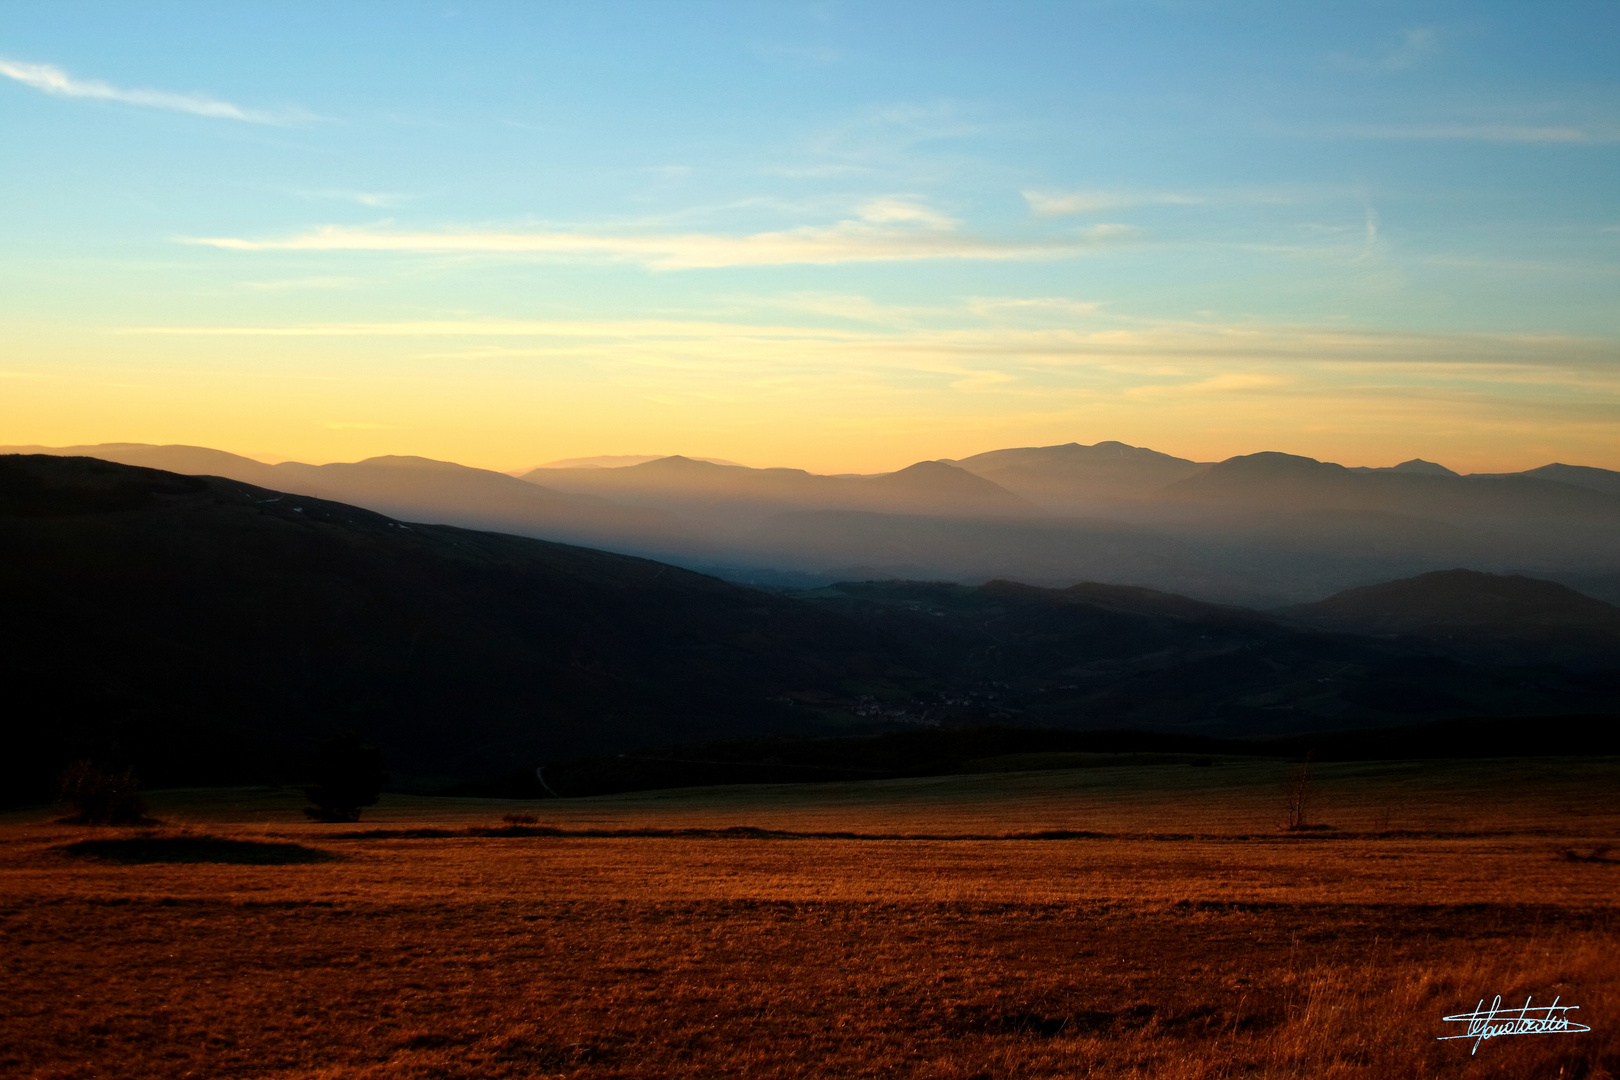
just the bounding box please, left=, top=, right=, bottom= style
left=60, top=836, right=339, bottom=865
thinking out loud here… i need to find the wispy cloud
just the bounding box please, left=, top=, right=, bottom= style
left=300, top=190, right=412, bottom=208
left=753, top=293, right=936, bottom=325
left=1358, top=207, right=1381, bottom=260
left=238, top=276, right=361, bottom=292
left=741, top=292, right=1105, bottom=327
left=855, top=197, right=956, bottom=228
left=1023, top=190, right=1201, bottom=216
left=187, top=202, right=1136, bottom=269
left=762, top=162, right=874, bottom=179
left=0, top=57, right=299, bottom=124
left=1307, top=123, right=1609, bottom=144
left=1383, top=27, right=1437, bottom=70
left=968, top=297, right=1102, bottom=318
left=1425, top=255, right=1620, bottom=276
left=1126, top=372, right=1292, bottom=399
left=1330, top=27, right=1438, bottom=74
left=113, top=318, right=1620, bottom=373
left=749, top=41, right=843, bottom=66
left=109, top=318, right=1620, bottom=444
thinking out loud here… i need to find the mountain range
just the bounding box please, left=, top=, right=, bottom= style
left=3, top=453, right=1617, bottom=805
left=4, top=439, right=1618, bottom=605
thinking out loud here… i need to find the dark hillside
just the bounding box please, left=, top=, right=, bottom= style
left=1287, top=569, right=1620, bottom=668
left=5, top=456, right=1616, bottom=807
left=793, top=579, right=1620, bottom=735
left=505, top=714, right=1620, bottom=798
left=0, top=455, right=914, bottom=804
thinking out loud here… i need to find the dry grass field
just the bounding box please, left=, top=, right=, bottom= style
left=3, top=756, right=1618, bottom=1079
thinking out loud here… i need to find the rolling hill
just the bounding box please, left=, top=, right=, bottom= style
left=1286, top=569, right=1620, bottom=669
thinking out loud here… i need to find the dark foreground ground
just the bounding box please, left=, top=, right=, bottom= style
left=3, top=756, right=1618, bottom=1079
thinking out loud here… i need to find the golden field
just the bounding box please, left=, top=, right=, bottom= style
left=3, top=756, right=1617, bottom=1078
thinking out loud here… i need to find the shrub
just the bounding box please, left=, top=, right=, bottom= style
left=57, top=761, right=151, bottom=825
left=303, top=731, right=388, bottom=823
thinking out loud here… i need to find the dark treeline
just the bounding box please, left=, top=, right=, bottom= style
left=458, top=716, right=1620, bottom=799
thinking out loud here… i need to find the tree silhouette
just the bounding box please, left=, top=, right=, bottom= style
left=1283, top=752, right=1316, bottom=830
left=303, top=731, right=388, bottom=822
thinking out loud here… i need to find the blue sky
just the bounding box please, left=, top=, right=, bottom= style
left=3, top=2, right=1617, bottom=471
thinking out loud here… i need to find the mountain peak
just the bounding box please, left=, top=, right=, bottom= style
left=352, top=455, right=471, bottom=471
left=1389, top=459, right=1457, bottom=476
left=863, top=460, right=1040, bottom=514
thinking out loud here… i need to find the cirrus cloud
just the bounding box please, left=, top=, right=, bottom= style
left=1024, top=189, right=1202, bottom=216
left=0, top=57, right=301, bottom=124
left=187, top=206, right=1137, bottom=269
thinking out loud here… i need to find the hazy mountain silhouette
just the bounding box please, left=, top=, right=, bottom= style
left=1520, top=463, right=1620, bottom=496
left=944, top=440, right=1208, bottom=509
left=860, top=460, right=1040, bottom=515
left=1351, top=458, right=1459, bottom=477
left=740, top=511, right=1270, bottom=599
left=527, top=455, right=1040, bottom=520
left=1160, top=451, right=1620, bottom=526
left=0, top=442, right=289, bottom=486
left=1153, top=452, right=1620, bottom=575
left=9, top=441, right=1619, bottom=607
left=533, top=453, right=744, bottom=469
left=0, top=443, right=682, bottom=551
left=4, top=455, right=1616, bottom=804
left=271, top=454, right=681, bottom=546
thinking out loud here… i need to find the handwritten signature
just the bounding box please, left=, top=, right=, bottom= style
left=1439, top=995, right=1591, bottom=1054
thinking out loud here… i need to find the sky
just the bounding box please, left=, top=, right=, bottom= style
left=2, top=1, right=1618, bottom=474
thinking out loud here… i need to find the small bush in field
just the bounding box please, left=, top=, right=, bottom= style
left=502, top=813, right=539, bottom=825
left=57, top=761, right=151, bottom=825
left=303, top=731, right=388, bottom=823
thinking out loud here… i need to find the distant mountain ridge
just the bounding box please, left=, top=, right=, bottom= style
left=6, top=440, right=1618, bottom=605
left=943, top=440, right=1209, bottom=508
left=1520, top=463, right=1620, bottom=496
left=524, top=454, right=1041, bottom=518
left=532, top=454, right=745, bottom=470
left=1156, top=451, right=1620, bottom=541
left=0, top=442, right=682, bottom=550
